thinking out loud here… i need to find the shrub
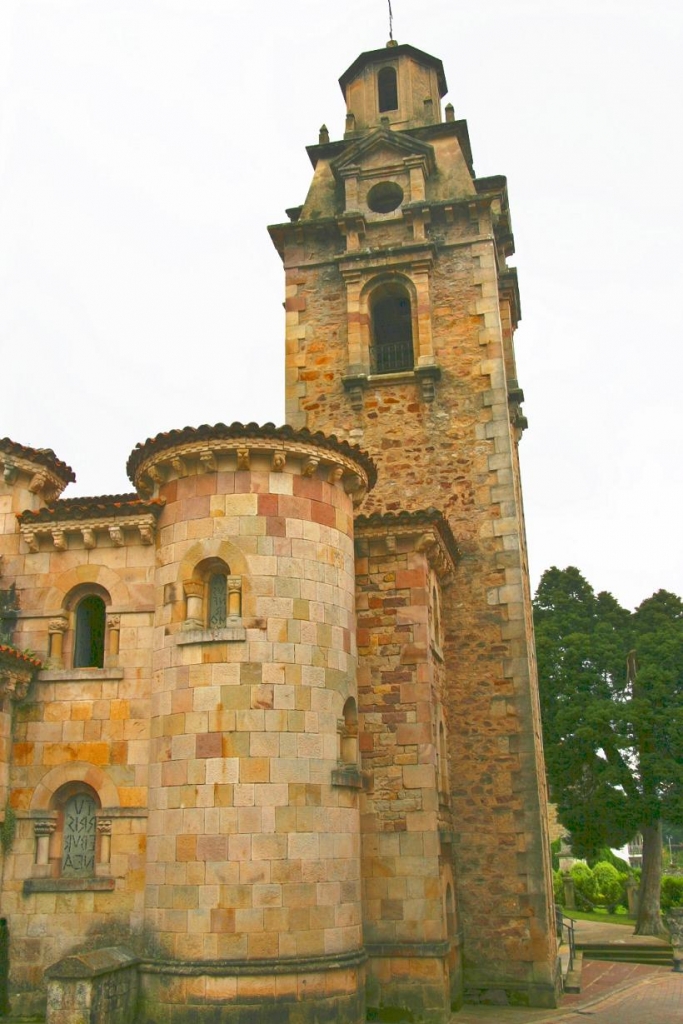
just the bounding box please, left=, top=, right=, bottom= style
left=553, top=869, right=564, bottom=906
left=570, top=862, right=598, bottom=910
left=661, top=875, right=683, bottom=912
left=592, top=861, right=624, bottom=913
left=551, top=837, right=561, bottom=872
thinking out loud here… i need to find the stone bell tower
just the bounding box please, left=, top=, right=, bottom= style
left=270, top=40, right=560, bottom=1013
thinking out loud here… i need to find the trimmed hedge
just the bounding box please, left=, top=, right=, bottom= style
left=556, top=860, right=682, bottom=913
left=661, top=875, right=683, bottom=911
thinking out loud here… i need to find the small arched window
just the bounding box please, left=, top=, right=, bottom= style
left=184, top=558, right=242, bottom=630
left=371, top=284, right=414, bottom=374
left=74, top=595, right=106, bottom=668
left=378, top=67, right=398, bottom=113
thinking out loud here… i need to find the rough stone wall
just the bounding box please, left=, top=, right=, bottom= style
left=277, top=145, right=559, bottom=1003
left=355, top=531, right=459, bottom=1020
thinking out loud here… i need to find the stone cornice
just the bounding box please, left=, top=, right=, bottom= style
left=337, top=243, right=435, bottom=276
left=18, top=495, right=164, bottom=523
left=354, top=509, right=459, bottom=583
left=0, top=449, right=74, bottom=502
left=18, top=510, right=160, bottom=552
left=127, top=423, right=377, bottom=505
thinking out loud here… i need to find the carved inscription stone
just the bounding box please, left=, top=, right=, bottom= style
left=61, top=794, right=96, bottom=877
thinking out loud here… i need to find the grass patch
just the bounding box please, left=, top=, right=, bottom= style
left=563, top=909, right=635, bottom=926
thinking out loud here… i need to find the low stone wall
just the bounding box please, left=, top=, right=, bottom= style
left=45, top=946, right=139, bottom=1024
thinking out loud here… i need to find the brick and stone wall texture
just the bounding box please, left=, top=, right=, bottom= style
left=356, top=529, right=460, bottom=1019
left=0, top=465, right=153, bottom=1015
left=137, top=437, right=367, bottom=1021
left=275, top=121, right=559, bottom=1005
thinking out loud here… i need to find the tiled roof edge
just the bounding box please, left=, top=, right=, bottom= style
left=0, top=644, right=42, bottom=669
left=355, top=507, right=460, bottom=564
left=126, top=422, right=377, bottom=489
left=0, top=438, right=75, bottom=483
left=17, top=496, right=165, bottom=525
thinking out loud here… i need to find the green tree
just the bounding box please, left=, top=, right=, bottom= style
left=534, top=567, right=683, bottom=937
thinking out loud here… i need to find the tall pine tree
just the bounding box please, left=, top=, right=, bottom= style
left=534, top=567, right=683, bottom=936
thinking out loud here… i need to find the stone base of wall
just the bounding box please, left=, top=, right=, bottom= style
left=137, top=951, right=366, bottom=1024
left=463, top=961, right=561, bottom=1009
left=365, top=943, right=458, bottom=1024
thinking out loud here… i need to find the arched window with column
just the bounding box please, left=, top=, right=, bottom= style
left=370, top=281, right=415, bottom=374
left=184, top=557, right=242, bottom=630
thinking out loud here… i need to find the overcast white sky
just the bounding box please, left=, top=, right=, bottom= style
left=1, top=0, right=681, bottom=611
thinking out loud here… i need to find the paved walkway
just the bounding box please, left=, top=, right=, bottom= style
left=451, top=919, right=680, bottom=1023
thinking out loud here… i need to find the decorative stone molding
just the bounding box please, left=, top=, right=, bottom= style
left=19, top=512, right=159, bottom=553
left=0, top=442, right=74, bottom=498
left=183, top=580, right=204, bottom=628
left=34, top=818, right=56, bottom=866
left=48, top=617, right=69, bottom=665
left=2, top=461, right=18, bottom=485
left=107, top=616, right=121, bottom=658
left=129, top=430, right=375, bottom=508
left=177, top=626, right=246, bottom=646
left=341, top=374, right=367, bottom=411
left=507, top=380, right=528, bottom=436
left=0, top=645, right=41, bottom=700
left=97, top=817, right=113, bottom=864
left=271, top=450, right=286, bottom=472
left=199, top=449, right=217, bottom=472
left=52, top=528, right=66, bottom=551
left=355, top=510, right=459, bottom=584
left=414, top=363, right=442, bottom=403
left=109, top=525, right=124, bottom=547
left=227, top=577, right=242, bottom=618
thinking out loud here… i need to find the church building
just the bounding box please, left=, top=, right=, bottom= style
left=0, top=41, right=559, bottom=1023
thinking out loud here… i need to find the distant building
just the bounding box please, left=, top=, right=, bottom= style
left=0, top=40, right=558, bottom=1023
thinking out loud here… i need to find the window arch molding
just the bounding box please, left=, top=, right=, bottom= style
left=184, top=556, right=240, bottom=629
left=30, top=761, right=120, bottom=813
left=58, top=583, right=112, bottom=669
left=25, top=763, right=120, bottom=892
left=177, top=542, right=247, bottom=642
left=44, top=565, right=131, bottom=613
left=358, top=272, right=419, bottom=376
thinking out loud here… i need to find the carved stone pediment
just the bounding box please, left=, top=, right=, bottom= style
left=331, top=127, right=435, bottom=181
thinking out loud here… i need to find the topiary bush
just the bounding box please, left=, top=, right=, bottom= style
left=553, top=869, right=564, bottom=906
left=592, top=861, right=625, bottom=913
left=570, top=861, right=598, bottom=910
left=661, top=875, right=683, bottom=912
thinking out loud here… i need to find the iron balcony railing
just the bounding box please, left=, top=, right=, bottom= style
left=374, top=340, right=414, bottom=374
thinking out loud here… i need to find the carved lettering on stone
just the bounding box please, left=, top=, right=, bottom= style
left=61, top=794, right=97, bottom=877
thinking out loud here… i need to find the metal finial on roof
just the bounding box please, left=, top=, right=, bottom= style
left=387, top=0, right=395, bottom=44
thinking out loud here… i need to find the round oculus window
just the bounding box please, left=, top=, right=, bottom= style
left=366, top=181, right=404, bottom=214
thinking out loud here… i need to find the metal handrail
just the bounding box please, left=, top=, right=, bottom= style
left=556, top=905, right=576, bottom=972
